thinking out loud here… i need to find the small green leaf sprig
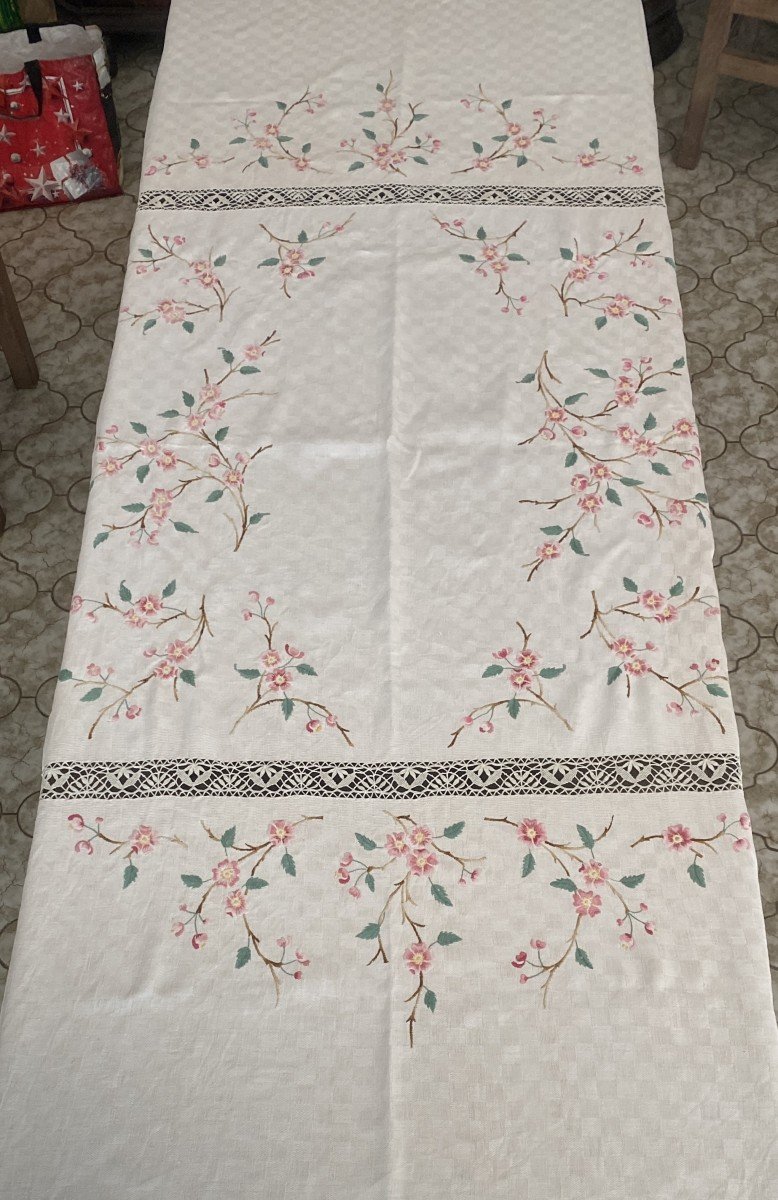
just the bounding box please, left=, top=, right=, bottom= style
left=124, top=225, right=236, bottom=334
left=257, top=214, right=354, bottom=297
left=485, top=814, right=652, bottom=1006
left=433, top=214, right=530, bottom=315
left=66, top=812, right=185, bottom=890
left=456, top=88, right=558, bottom=172
left=632, top=811, right=752, bottom=889
left=449, top=619, right=571, bottom=748
left=229, top=87, right=326, bottom=174
left=552, top=218, right=676, bottom=328
left=94, top=335, right=277, bottom=551
left=517, top=351, right=708, bottom=577
left=342, top=813, right=482, bottom=1046
left=60, top=579, right=211, bottom=738
left=232, top=591, right=353, bottom=744
left=340, top=72, right=441, bottom=175
left=175, top=816, right=323, bottom=1004
left=580, top=575, right=728, bottom=733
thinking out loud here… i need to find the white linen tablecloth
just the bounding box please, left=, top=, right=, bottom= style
left=1, top=1, right=776, bottom=1196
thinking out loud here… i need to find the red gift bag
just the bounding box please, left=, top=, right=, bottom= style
left=0, top=24, right=121, bottom=210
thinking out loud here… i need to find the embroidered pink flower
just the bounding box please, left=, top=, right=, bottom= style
left=612, top=637, right=635, bottom=657
left=153, top=659, right=178, bottom=680
left=155, top=448, right=178, bottom=470
left=100, top=456, right=124, bottom=476
left=268, top=819, right=294, bottom=846
left=516, top=649, right=539, bottom=670
left=407, top=848, right=438, bottom=876
left=407, top=825, right=433, bottom=849
left=266, top=668, right=292, bottom=691
left=509, top=668, right=534, bottom=690
left=662, top=823, right=692, bottom=851
left=404, top=942, right=432, bottom=975
left=603, top=294, right=633, bottom=318
left=157, top=299, right=186, bottom=324
left=130, top=825, right=158, bottom=854
left=578, top=493, right=604, bottom=514
left=536, top=541, right=561, bottom=561
left=673, top=417, right=696, bottom=436
left=624, top=657, right=650, bottom=677
left=260, top=649, right=282, bottom=668
left=225, top=889, right=248, bottom=918
left=126, top=704, right=142, bottom=720
left=511, top=950, right=528, bottom=968
left=619, top=932, right=635, bottom=949
left=640, top=590, right=665, bottom=612
left=571, top=473, right=590, bottom=492
left=166, top=640, right=192, bottom=662
left=578, top=860, right=609, bottom=887
left=572, top=890, right=602, bottom=918
left=212, top=859, right=241, bottom=887
left=385, top=831, right=408, bottom=858
left=518, top=818, right=546, bottom=846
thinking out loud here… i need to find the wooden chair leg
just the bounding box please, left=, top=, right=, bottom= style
left=0, top=252, right=38, bottom=390
left=675, top=0, right=736, bottom=169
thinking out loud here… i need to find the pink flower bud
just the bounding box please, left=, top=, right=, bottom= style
left=191, top=932, right=207, bottom=949
left=74, top=839, right=93, bottom=855
left=68, top=814, right=85, bottom=830
left=739, top=813, right=750, bottom=829
left=733, top=838, right=749, bottom=853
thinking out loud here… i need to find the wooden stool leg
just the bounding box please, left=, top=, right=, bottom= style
left=0, top=253, right=38, bottom=390
left=675, top=0, right=736, bottom=169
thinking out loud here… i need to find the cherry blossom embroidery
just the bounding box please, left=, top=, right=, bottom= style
left=232, top=591, right=353, bottom=743
left=175, top=816, right=322, bottom=1002
left=340, top=814, right=482, bottom=1046
left=229, top=87, right=326, bottom=173
left=485, top=815, right=651, bottom=1006
left=61, top=579, right=211, bottom=737
left=94, top=336, right=277, bottom=551
left=144, top=136, right=234, bottom=177
left=123, top=227, right=235, bottom=333
left=580, top=575, right=729, bottom=732
left=553, top=137, right=644, bottom=175
left=518, top=353, right=708, bottom=576
left=433, top=216, right=529, bottom=315
left=553, top=220, right=677, bottom=328
left=67, top=812, right=185, bottom=889
left=457, top=89, right=558, bottom=171
left=632, top=812, right=751, bottom=888
left=340, top=73, right=441, bottom=174
left=449, top=620, right=571, bottom=747
left=257, top=215, right=354, bottom=297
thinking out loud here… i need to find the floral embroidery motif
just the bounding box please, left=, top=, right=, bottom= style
left=580, top=575, right=728, bottom=732
left=434, top=215, right=530, bottom=315
left=518, top=352, right=709, bottom=576
left=94, top=336, right=277, bottom=551
left=229, top=87, right=326, bottom=174
left=61, top=578, right=211, bottom=737
left=457, top=90, right=558, bottom=171
left=553, top=137, right=644, bottom=175
left=449, top=620, right=571, bottom=747
left=553, top=220, right=676, bottom=328
left=124, top=227, right=235, bottom=332
left=144, top=136, right=234, bottom=177
left=485, top=815, right=652, bottom=1006
left=257, top=215, right=354, bottom=296
left=175, top=816, right=322, bottom=1002
left=340, top=73, right=441, bottom=174
left=339, top=814, right=481, bottom=1046
left=67, top=812, right=185, bottom=889
left=633, top=812, right=751, bottom=888
left=232, top=590, right=353, bottom=743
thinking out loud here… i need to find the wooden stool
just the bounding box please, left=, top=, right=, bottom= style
left=675, top=0, right=778, bottom=168
left=0, top=251, right=37, bottom=390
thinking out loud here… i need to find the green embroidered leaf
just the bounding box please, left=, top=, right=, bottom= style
left=564, top=392, right=586, bottom=405
left=130, top=421, right=148, bottom=435
left=189, top=138, right=200, bottom=150
left=507, top=696, right=520, bottom=719
left=501, top=98, right=513, bottom=109
left=688, top=861, right=706, bottom=888
left=80, top=687, right=103, bottom=701
left=619, top=874, right=645, bottom=889
left=482, top=663, right=504, bottom=677
left=257, top=156, right=269, bottom=168
left=443, top=822, right=465, bottom=839
left=520, top=372, right=536, bottom=383
left=295, top=662, right=317, bottom=676
left=589, top=138, right=600, bottom=150
left=138, top=247, right=153, bottom=259
left=93, top=530, right=110, bottom=548
left=182, top=391, right=195, bottom=408
left=459, top=254, right=476, bottom=263
left=472, top=141, right=484, bottom=155
left=179, top=670, right=196, bottom=687
left=560, top=247, right=574, bottom=260
left=633, top=313, right=650, bottom=329
left=623, top=577, right=638, bottom=592
left=650, top=461, right=671, bottom=475
left=214, top=426, right=229, bottom=443
left=522, top=851, right=535, bottom=877
left=412, top=114, right=427, bottom=123
left=172, top=521, right=197, bottom=533
left=229, top=137, right=246, bottom=144
left=213, top=254, right=226, bottom=267
left=181, top=874, right=203, bottom=888
left=121, top=503, right=146, bottom=513
left=276, top=99, right=288, bottom=109
left=118, top=580, right=132, bottom=603
left=605, top=487, right=622, bottom=506
left=430, top=882, right=453, bottom=907
left=348, top=160, right=365, bottom=171
left=158, top=409, right=180, bottom=418
left=123, top=862, right=138, bottom=889
left=564, top=451, right=577, bottom=468
left=539, top=135, right=556, bottom=143
left=136, top=462, right=151, bottom=484
left=695, top=492, right=708, bottom=503
left=476, top=225, right=487, bottom=240
left=235, top=666, right=261, bottom=679
left=355, top=833, right=377, bottom=851
left=619, top=477, right=642, bottom=487
left=698, top=511, right=707, bottom=527
left=635, top=241, right=652, bottom=252
left=357, top=923, right=381, bottom=940
left=301, top=143, right=311, bottom=155
left=281, top=697, right=295, bottom=720
left=365, top=872, right=376, bottom=893
left=575, top=946, right=593, bottom=969
left=281, top=852, right=296, bottom=876
left=587, top=368, right=611, bottom=378
left=607, top=665, right=622, bottom=685
left=182, top=322, right=194, bottom=334
left=706, top=684, right=728, bottom=698
left=570, top=537, right=587, bottom=556
left=540, top=525, right=563, bottom=535
left=643, top=412, right=657, bottom=431
left=594, top=315, right=607, bottom=330
left=669, top=578, right=684, bottom=597
left=162, top=579, right=176, bottom=598
left=362, top=127, right=377, bottom=141
left=437, top=931, right=462, bottom=946
left=424, top=989, right=437, bottom=1012
left=58, top=668, right=73, bottom=681
left=235, top=945, right=251, bottom=969
left=239, top=365, right=261, bottom=374
left=205, top=489, right=224, bottom=503
left=642, top=386, right=665, bottom=395
left=221, top=826, right=236, bottom=849
left=297, top=230, right=308, bottom=243
left=245, top=877, right=268, bottom=890
left=142, top=318, right=156, bottom=332
left=576, top=825, right=595, bottom=849
left=550, top=877, right=578, bottom=892
left=307, top=256, right=326, bottom=265
left=506, top=252, right=526, bottom=262
left=359, top=110, right=375, bottom=118
left=259, top=257, right=280, bottom=267
left=248, top=512, right=268, bottom=526
left=539, top=666, right=565, bottom=679
left=673, top=357, right=686, bottom=369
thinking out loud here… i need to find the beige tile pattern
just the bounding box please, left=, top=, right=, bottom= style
left=0, top=5, right=776, bottom=1012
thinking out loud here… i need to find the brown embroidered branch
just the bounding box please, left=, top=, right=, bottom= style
left=552, top=220, right=674, bottom=328
left=257, top=215, right=355, bottom=296
left=67, top=813, right=186, bottom=889
left=631, top=812, right=752, bottom=889
left=230, top=86, right=326, bottom=174
left=456, top=88, right=558, bottom=172
left=123, top=226, right=237, bottom=332
left=433, top=214, right=530, bottom=314
left=340, top=73, right=441, bottom=175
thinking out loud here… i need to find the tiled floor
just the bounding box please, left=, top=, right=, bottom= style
left=0, top=2, right=776, bottom=1010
